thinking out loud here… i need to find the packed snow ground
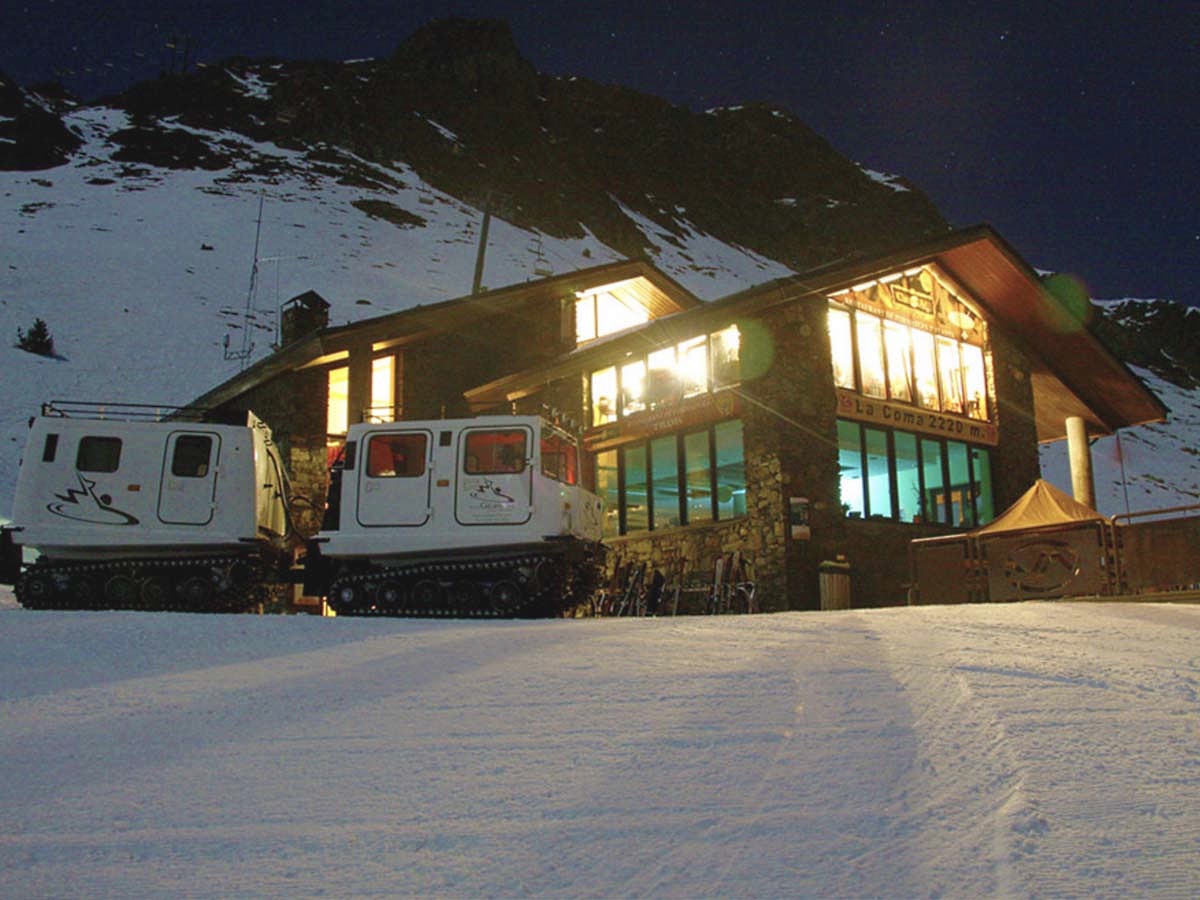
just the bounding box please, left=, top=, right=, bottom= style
left=2, top=592, right=1198, bottom=899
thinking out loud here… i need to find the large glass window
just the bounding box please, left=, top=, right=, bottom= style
left=937, top=336, right=964, bottom=414
left=623, top=445, right=649, bottom=533
left=828, top=306, right=855, bottom=389
left=587, top=327, right=740, bottom=425
left=920, top=438, right=947, bottom=524
left=912, top=330, right=939, bottom=409
left=594, top=421, right=746, bottom=536
left=369, top=355, right=395, bottom=422
left=856, top=313, right=887, bottom=398
left=714, top=420, right=746, bottom=520
left=837, top=420, right=865, bottom=518
left=961, top=344, right=988, bottom=420
left=591, top=366, right=618, bottom=426
left=650, top=435, right=680, bottom=530
left=684, top=430, right=714, bottom=524
left=893, top=432, right=920, bottom=523
left=839, top=420, right=994, bottom=528
left=595, top=450, right=620, bottom=538
left=884, top=320, right=914, bottom=402
left=864, top=427, right=893, bottom=518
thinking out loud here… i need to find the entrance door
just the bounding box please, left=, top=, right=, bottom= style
left=356, top=429, right=433, bottom=527
left=455, top=425, right=534, bottom=526
left=158, top=431, right=221, bottom=525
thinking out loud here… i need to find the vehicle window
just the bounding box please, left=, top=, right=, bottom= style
left=76, top=436, right=122, bottom=473
left=367, top=433, right=427, bottom=478
left=42, top=433, right=59, bottom=463
left=171, top=435, right=213, bottom=478
left=464, top=429, right=526, bottom=475
left=540, top=430, right=578, bottom=485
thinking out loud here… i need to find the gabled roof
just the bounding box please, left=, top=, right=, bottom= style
left=189, top=258, right=700, bottom=411
left=466, top=226, right=1167, bottom=441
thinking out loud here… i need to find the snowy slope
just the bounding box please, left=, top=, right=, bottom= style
left=1, top=599, right=1198, bottom=898
left=0, top=104, right=790, bottom=515
left=1040, top=365, right=1200, bottom=515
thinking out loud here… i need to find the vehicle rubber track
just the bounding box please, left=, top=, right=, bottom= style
left=327, top=547, right=600, bottom=618
left=15, top=554, right=271, bottom=613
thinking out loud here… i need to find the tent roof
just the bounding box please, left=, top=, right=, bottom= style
left=975, top=479, right=1103, bottom=535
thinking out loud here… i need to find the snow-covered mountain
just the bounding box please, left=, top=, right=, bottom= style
left=2, top=19, right=1197, bottom=519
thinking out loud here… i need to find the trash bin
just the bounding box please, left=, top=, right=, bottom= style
left=819, top=557, right=851, bottom=610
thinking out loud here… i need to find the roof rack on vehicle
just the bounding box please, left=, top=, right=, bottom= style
left=40, top=401, right=213, bottom=422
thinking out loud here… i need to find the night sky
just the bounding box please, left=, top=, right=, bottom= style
left=3, top=0, right=1195, bottom=304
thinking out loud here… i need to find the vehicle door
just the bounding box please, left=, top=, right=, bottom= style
left=158, top=431, right=221, bottom=525
left=455, top=425, right=534, bottom=526
left=356, top=429, right=433, bottom=527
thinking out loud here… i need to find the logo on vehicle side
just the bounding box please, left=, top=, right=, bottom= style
left=47, top=474, right=140, bottom=526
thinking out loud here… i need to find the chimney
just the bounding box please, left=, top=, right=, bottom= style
left=280, top=290, right=330, bottom=345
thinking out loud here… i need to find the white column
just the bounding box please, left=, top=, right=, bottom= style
left=1066, top=415, right=1096, bottom=510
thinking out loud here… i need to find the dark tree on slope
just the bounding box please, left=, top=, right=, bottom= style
left=16, top=318, right=55, bottom=357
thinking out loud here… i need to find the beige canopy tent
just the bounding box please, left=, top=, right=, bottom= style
left=974, top=478, right=1102, bottom=535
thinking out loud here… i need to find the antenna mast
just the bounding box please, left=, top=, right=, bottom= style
left=224, top=193, right=265, bottom=369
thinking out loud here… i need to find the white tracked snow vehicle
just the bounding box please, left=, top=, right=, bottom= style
left=3, top=403, right=292, bottom=611
left=1, top=405, right=606, bottom=617
left=307, top=415, right=605, bottom=617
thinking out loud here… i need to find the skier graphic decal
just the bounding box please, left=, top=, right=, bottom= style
left=467, top=477, right=516, bottom=506
left=47, top=473, right=140, bottom=526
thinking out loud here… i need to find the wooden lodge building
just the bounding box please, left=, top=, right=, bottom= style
left=190, top=225, right=1166, bottom=611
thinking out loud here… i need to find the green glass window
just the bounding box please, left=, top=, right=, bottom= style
left=650, top=436, right=680, bottom=530
left=864, top=427, right=893, bottom=518
left=920, top=438, right=947, bottom=524
left=973, top=447, right=995, bottom=523
left=623, top=445, right=649, bottom=533
left=947, top=440, right=974, bottom=527
left=714, top=419, right=746, bottom=520
left=893, top=432, right=921, bottom=523
left=838, top=420, right=865, bottom=518
left=684, top=430, right=714, bottom=524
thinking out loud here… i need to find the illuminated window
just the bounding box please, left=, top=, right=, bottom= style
left=828, top=307, right=855, bottom=389
left=620, top=359, right=647, bottom=417
left=884, top=320, right=914, bottom=402
left=594, top=421, right=746, bottom=535
left=577, top=290, right=649, bottom=344
left=838, top=420, right=994, bottom=527
left=679, top=337, right=709, bottom=398
left=711, top=326, right=741, bottom=389
left=591, top=366, right=618, bottom=426
left=646, top=347, right=679, bottom=408
left=587, top=327, right=740, bottom=425
left=369, top=355, right=395, bottom=422
left=856, top=313, right=886, bottom=398
left=961, top=344, right=988, bottom=420
left=912, top=329, right=939, bottom=409
left=327, top=366, right=349, bottom=436
left=936, top=336, right=964, bottom=414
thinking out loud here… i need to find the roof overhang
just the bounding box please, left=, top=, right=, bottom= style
left=466, top=227, right=1167, bottom=442
left=188, top=258, right=700, bottom=412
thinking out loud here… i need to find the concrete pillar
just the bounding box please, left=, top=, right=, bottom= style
left=1066, top=415, right=1096, bottom=509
